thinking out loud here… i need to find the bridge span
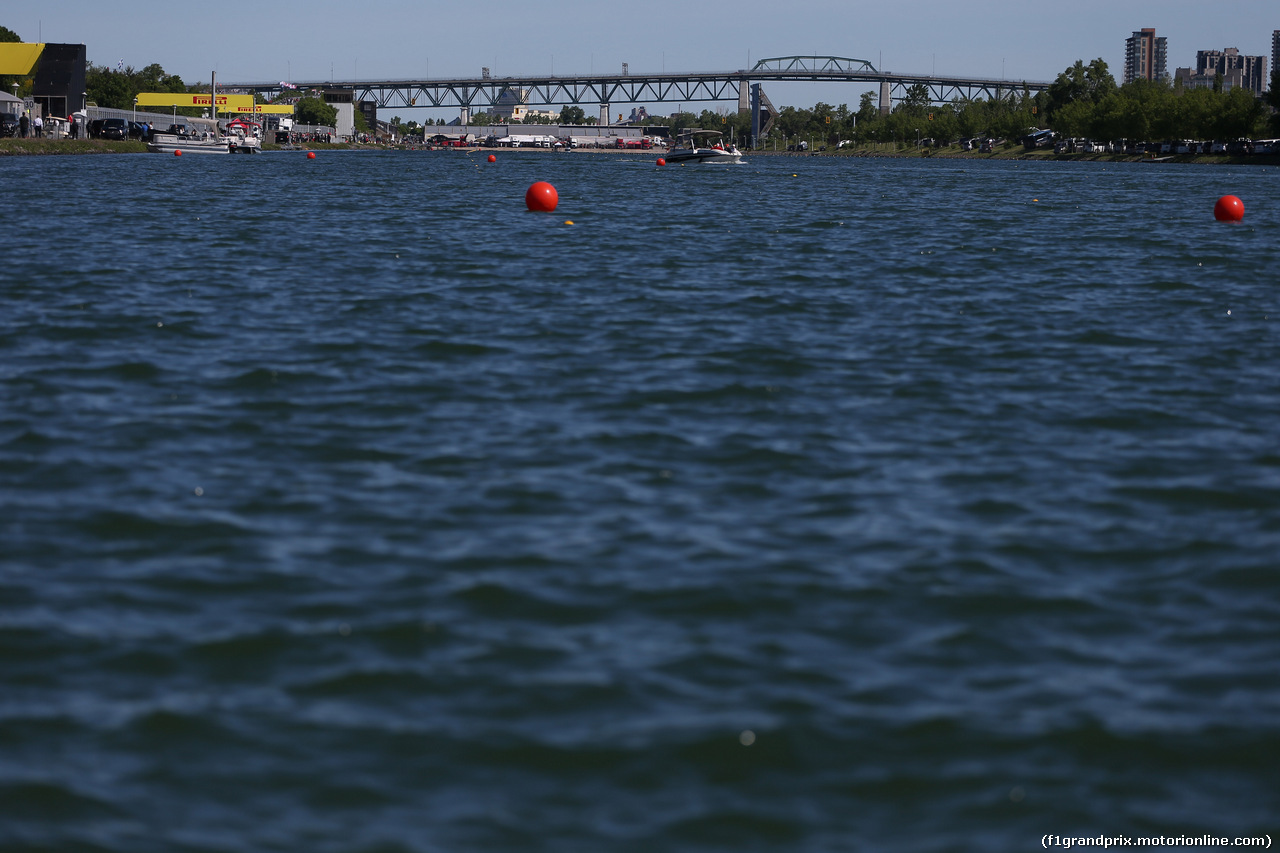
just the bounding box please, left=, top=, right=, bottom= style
left=225, top=56, right=1051, bottom=124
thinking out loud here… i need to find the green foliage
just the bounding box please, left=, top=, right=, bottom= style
left=837, top=55, right=1268, bottom=149
left=295, top=96, right=337, bottom=127
left=896, top=83, right=932, bottom=114
left=1045, top=58, right=1116, bottom=122
left=0, top=24, right=19, bottom=42
left=86, top=64, right=136, bottom=110
left=559, top=104, right=586, bottom=125
left=84, top=62, right=196, bottom=114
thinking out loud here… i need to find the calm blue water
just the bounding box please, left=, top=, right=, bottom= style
left=2, top=150, right=1279, bottom=852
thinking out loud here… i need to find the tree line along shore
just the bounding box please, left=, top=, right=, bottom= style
left=5, top=135, right=1280, bottom=165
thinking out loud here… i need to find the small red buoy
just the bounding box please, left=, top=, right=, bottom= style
left=1214, top=195, right=1244, bottom=222
left=525, top=181, right=558, bottom=212
left=174, top=149, right=182, bottom=157
left=656, top=158, right=666, bottom=166
left=488, top=154, right=496, bottom=163
left=307, top=151, right=316, bottom=160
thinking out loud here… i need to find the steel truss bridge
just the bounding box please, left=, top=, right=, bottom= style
left=225, top=55, right=1051, bottom=121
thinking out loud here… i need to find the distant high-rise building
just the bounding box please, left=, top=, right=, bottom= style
left=1273, top=30, right=1279, bottom=91
left=1184, top=47, right=1268, bottom=96
left=1124, top=28, right=1168, bottom=83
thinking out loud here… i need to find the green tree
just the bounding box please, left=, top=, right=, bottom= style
left=134, top=63, right=186, bottom=94
left=668, top=110, right=697, bottom=135
left=1045, top=58, right=1116, bottom=122
left=896, top=83, right=932, bottom=115
left=1210, top=85, right=1266, bottom=139
left=856, top=91, right=878, bottom=123
left=558, top=104, right=586, bottom=124
left=295, top=96, right=337, bottom=126
left=1269, top=71, right=1280, bottom=134
left=85, top=63, right=136, bottom=109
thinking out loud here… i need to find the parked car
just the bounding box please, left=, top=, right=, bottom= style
left=1022, top=129, right=1054, bottom=150
left=99, top=118, right=128, bottom=140
left=0, top=113, right=20, bottom=137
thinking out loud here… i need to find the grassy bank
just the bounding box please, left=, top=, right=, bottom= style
left=0, top=138, right=148, bottom=155
left=765, top=142, right=1280, bottom=165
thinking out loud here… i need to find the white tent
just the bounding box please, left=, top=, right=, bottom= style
left=0, top=90, right=23, bottom=116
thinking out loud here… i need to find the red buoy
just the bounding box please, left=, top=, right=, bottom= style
left=656, top=158, right=666, bottom=166
left=174, top=149, right=182, bottom=157
left=525, top=181, right=558, bottom=212
left=488, top=154, right=496, bottom=163
left=1214, top=195, right=1244, bottom=222
left=307, top=151, right=316, bottom=160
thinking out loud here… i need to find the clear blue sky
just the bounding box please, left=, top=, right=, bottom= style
left=9, top=1, right=1276, bottom=120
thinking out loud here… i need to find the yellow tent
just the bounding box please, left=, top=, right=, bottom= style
left=0, top=42, right=45, bottom=76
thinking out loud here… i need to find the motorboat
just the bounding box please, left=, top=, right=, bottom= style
left=225, top=127, right=261, bottom=154
left=147, top=118, right=231, bottom=155
left=224, top=119, right=263, bottom=153
left=146, top=116, right=260, bottom=154
left=662, top=130, right=744, bottom=164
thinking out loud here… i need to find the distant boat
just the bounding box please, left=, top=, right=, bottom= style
left=145, top=118, right=260, bottom=154
left=663, top=130, right=744, bottom=164
left=147, top=118, right=231, bottom=155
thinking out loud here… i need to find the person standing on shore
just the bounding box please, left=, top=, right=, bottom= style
left=33, top=114, right=42, bottom=137
left=19, top=113, right=28, bottom=138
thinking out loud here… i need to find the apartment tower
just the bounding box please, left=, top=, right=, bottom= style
left=1273, top=30, right=1279, bottom=91
left=1124, top=28, right=1168, bottom=83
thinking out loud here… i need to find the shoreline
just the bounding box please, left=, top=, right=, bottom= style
left=4, top=136, right=1278, bottom=166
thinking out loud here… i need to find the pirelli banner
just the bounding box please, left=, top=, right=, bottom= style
left=135, top=92, right=256, bottom=110
left=227, top=104, right=295, bottom=114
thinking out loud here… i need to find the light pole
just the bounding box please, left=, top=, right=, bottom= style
left=133, top=97, right=138, bottom=134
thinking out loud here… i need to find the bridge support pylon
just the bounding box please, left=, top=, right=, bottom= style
left=750, top=83, right=777, bottom=146
left=879, top=80, right=890, bottom=116
left=600, top=104, right=609, bottom=127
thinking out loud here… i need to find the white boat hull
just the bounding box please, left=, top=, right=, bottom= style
left=664, top=147, right=744, bottom=164
left=147, top=133, right=230, bottom=155
left=228, top=136, right=261, bottom=154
